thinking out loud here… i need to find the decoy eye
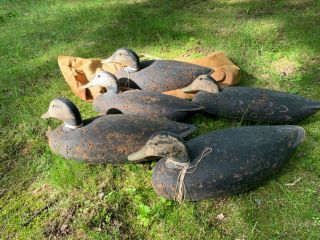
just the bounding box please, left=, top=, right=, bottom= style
left=154, top=143, right=158, bottom=146
left=200, top=78, right=203, bottom=80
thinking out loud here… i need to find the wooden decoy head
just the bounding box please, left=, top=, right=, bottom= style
left=182, top=74, right=220, bottom=94
left=41, top=98, right=83, bottom=129
left=101, top=48, right=140, bottom=73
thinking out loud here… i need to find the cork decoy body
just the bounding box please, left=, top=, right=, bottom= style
left=41, top=98, right=196, bottom=164
left=182, top=75, right=320, bottom=124
left=128, top=126, right=305, bottom=201
left=81, top=72, right=204, bottom=121
left=101, top=48, right=213, bottom=92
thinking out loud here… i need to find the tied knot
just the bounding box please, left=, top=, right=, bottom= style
left=166, top=147, right=212, bottom=203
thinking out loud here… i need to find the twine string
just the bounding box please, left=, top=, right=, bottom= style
left=166, top=147, right=212, bottom=203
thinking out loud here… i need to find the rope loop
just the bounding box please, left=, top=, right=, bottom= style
left=167, top=147, right=212, bottom=203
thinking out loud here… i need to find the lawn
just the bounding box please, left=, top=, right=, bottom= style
left=0, top=0, right=320, bottom=239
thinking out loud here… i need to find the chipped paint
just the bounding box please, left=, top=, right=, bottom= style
left=93, top=90, right=203, bottom=121
left=193, top=87, right=320, bottom=124
left=115, top=60, right=213, bottom=92
left=47, top=115, right=196, bottom=164
left=152, top=125, right=305, bottom=201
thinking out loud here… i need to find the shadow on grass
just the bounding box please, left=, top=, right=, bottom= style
left=1, top=0, right=319, bottom=98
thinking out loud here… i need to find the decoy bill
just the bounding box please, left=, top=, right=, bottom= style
left=41, top=98, right=196, bottom=164
left=182, top=75, right=320, bottom=124
left=101, top=48, right=213, bottom=92
left=81, top=71, right=204, bottom=121
left=128, top=126, right=305, bottom=202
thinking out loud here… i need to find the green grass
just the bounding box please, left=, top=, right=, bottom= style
left=1, top=0, right=320, bottom=239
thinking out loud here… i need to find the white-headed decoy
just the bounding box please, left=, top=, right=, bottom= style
left=81, top=71, right=204, bottom=121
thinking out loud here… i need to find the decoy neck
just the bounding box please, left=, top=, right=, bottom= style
left=81, top=71, right=119, bottom=95
left=101, top=48, right=140, bottom=73
left=182, top=75, right=220, bottom=94
left=128, top=131, right=190, bottom=167
left=41, top=98, right=83, bottom=129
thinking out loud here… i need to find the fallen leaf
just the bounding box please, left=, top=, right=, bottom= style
left=216, top=213, right=225, bottom=221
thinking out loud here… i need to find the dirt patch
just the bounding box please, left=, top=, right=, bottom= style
left=87, top=206, right=126, bottom=233
left=285, top=0, right=313, bottom=11
left=43, top=203, right=80, bottom=239
left=272, top=58, right=298, bottom=76
left=181, top=40, right=211, bottom=58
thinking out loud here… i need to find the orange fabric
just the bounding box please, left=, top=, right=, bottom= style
left=58, top=51, right=240, bottom=101
left=164, top=52, right=240, bottom=99
left=58, top=56, right=124, bottom=101
left=178, top=51, right=240, bottom=86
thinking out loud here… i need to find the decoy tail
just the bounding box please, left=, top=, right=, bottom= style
left=277, top=125, right=305, bottom=148
left=304, top=102, right=320, bottom=114
left=191, top=105, right=206, bottom=111
left=197, top=105, right=206, bottom=111
left=310, top=104, right=320, bottom=110
left=175, top=123, right=197, bottom=138
left=292, top=126, right=306, bottom=148
left=175, top=105, right=205, bottom=113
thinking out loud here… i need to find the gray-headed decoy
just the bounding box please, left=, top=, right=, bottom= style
left=182, top=75, right=320, bottom=124
left=41, top=98, right=196, bottom=164
left=128, top=126, right=305, bottom=202
left=101, top=48, right=213, bottom=92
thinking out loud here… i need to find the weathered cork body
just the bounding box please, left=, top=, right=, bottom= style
left=115, top=60, right=213, bottom=92
left=93, top=90, right=204, bottom=121
left=48, top=115, right=196, bottom=164
left=152, top=125, right=305, bottom=201
left=193, top=87, right=320, bottom=124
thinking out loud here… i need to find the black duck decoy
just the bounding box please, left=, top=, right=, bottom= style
left=81, top=71, right=204, bottom=121
left=101, top=48, right=213, bottom=92
left=182, top=75, right=320, bottom=124
left=128, top=125, right=305, bottom=202
left=41, top=98, right=196, bottom=164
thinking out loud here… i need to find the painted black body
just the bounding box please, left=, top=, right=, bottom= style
left=48, top=115, right=196, bottom=164
left=93, top=90, right=204, bottom=121
left=115, top=60, right=213, bottom=92
left=193, top=87, right=320, bottom=124
left=152, top=125, right=305, bottom=201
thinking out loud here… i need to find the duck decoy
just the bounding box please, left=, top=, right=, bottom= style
left=41, top=98, right=196, bottom=164
left=128, top=125, right=305, bottom=202
left=101, top=48, right=213, bottom=92
left=81, top=71, right=204, bottom=121
left=182, top=75, right=320, bottom=124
